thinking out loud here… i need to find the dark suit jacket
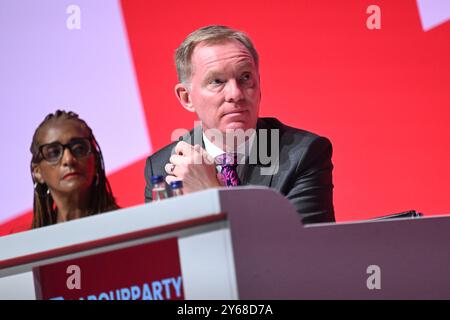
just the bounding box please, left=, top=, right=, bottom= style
left=144, top=117, right=335, bottom=224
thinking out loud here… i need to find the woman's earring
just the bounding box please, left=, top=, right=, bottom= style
left=34, top=182, right=49, bottom=197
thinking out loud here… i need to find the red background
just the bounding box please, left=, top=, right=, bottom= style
left=120, top=0, right=450, bottom=219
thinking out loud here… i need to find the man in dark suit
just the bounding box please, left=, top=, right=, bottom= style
left=144, top=25, right=335, bottom=224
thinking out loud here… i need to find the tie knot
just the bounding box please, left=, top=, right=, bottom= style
left=215, top=153, right=240, bottom=187
left=215, top=153, right=238, bottom=167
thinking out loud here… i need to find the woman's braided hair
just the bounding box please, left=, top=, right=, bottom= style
left=30, top=110, right=119, bottom=228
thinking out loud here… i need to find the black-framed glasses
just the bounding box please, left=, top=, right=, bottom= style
left=37, top=137, right=93, bottom=164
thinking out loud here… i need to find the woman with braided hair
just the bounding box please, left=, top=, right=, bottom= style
left=30, top=110, right=119, bottom=228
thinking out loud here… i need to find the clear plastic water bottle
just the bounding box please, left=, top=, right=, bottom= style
left=170, top=180, right=184, bottom=197
left=151, top=175, right=168, bottom=201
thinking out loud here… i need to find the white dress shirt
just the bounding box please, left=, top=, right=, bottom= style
left=202, top=131, right=256, bottom=173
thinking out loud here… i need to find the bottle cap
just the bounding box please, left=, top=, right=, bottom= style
left=151, top=175, right=164, bottom=184
left=170, top=180, right=183, bottom=189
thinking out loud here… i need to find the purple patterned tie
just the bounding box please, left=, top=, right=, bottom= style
left=216, top=153, right=240, bottom=187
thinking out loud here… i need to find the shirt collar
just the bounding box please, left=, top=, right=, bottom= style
left=202, top=130, right=257, bottom=163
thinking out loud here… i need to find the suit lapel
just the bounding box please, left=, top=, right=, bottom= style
left=241, top=163, right=274, bottom=187
left=240, top=119, right=277, bottom=188
left=182, top=125, right=204, bottom=148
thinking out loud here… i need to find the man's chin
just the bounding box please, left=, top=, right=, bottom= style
left=221, top=120, right=256, bottom=132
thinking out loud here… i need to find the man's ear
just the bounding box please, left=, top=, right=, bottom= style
left=175, top=83, right=195, bottom=113
left=32, top=164, right=44, bottom=184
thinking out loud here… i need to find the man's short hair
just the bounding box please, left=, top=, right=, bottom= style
left=175, top=25, right=259, bottom=85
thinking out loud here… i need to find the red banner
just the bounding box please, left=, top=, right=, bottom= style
left=33, top=237, right=184, bottom=300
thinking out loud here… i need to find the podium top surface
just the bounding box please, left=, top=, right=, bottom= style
left=0, top=187, right=287, bottom=270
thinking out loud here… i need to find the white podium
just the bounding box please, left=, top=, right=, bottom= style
left=1, top=187, right=449, bottom=299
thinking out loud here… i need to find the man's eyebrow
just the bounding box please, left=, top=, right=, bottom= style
left=203, top=70, right=224, bottom=83
left=204, top=63, right=255, bottom=78
left=205, top=70, right=221, bottom=78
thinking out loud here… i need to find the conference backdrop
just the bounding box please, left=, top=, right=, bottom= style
left=1, top=0, right=449, bottom=235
